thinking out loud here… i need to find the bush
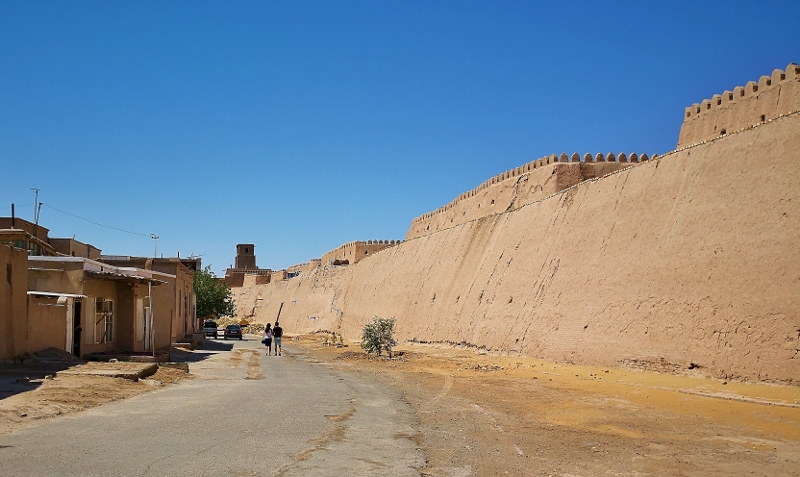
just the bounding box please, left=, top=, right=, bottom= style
left=360, top=317, right=398, bottom=357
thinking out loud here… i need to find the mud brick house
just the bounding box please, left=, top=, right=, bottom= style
left=99, top=255, right=200, bottom=338
left=26, top=257, right=175, bottom=358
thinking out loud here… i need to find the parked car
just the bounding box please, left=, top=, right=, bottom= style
left=203, top=320, right=218, bottom=338
left=224, top=324, right=242, bottom=340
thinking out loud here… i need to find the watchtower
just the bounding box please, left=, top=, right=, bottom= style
left=235, top=244, right=256, bottom=270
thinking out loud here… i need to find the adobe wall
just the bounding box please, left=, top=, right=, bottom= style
left=224, top=273, right=245, bottom=288
left=49, top=238, right=102, bottom=259
left=320, top=240, right=401, bottom=265
left=678, top=63, right=800, bottom=147
left=233, top=112, right=800, bottom=384
left=26, top=297, right=69, bottom=353
left=0, top=217, right=50, bottom=239
left=407, top=154, right=651, bottom=240
left=0, top=244, right=28, bottom=360
left=270, top=270, right=288, bottom=282
left=287, top=259, right=321, bottom=275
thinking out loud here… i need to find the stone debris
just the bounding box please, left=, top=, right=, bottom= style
left=215, top=316, right=266, bottom=335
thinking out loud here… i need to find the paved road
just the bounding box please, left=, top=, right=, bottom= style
left=0, top=338, right=425, bottom=477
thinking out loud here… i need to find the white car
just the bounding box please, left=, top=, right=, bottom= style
left=203, top=320, right=218, bottom=338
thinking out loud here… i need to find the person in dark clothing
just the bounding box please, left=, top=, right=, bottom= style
left=262, top=323, right=273, bottom=356
left=273, top=321, right=283, bottom=356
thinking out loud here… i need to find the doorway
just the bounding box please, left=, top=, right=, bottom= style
left=72, top=301, right=82, bottom=357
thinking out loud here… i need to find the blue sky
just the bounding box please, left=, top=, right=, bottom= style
left=1, top=1, right=798, bottom=275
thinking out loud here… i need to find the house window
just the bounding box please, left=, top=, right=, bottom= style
left=95, top=298, right=114, bottom=344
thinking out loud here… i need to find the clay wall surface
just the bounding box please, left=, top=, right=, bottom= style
left=0, top=244, right=28, bottom=360
left=151, top=262, right=195, bottom=338
left=407, top=155, right=649, bottom=240
left=26, top=297, right=69, bottom=353
left=49, top=238, right=101, bottom=259
left=270, top=270, right=287, bottom=282
left=144, top=278, right=176, bottom=351
left=0, top=217, right=49, bottom=239
left=234, top=114, right=800, bottom=384
left=224, top=273, right=245, bottom=288
left=320, top=240, right=400, bottom=265
left=287, top=259, right=322, bottom=274
left=678, top=63, right=800, bottom=147
left=243, top=274, right=258, bottom=287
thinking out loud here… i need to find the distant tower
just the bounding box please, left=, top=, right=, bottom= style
left=235, top=244, right=256, bottom=270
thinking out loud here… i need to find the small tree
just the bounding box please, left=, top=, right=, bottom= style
left=360, top=316, right=398, bottom=357
left=194, top=266, right=235, bottom=319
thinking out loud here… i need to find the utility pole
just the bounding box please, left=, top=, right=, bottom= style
left=30, top=187, right=40, bottom=224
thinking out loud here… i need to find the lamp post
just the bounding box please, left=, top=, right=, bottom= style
left=150, top=234, right=159, bottom=258
left=30, top=187, right=40, bottom=223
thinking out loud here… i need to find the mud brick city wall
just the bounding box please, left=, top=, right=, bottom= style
left=232, top=68, right=800, bottom=384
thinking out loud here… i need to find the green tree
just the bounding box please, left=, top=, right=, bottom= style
left=360, top=316, right=398, bottom=357
left=194, top=266, right=235, bottom=318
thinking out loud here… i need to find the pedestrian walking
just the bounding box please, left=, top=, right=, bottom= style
left=262, top=323, right=273, bottom=356
left=273, top=321, right=283, bottom=356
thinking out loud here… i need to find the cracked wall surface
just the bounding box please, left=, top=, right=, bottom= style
left=233, top=113, right=800, bottom=384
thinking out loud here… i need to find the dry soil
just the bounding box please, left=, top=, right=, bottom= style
left=297, top=336, right=800, bottom=477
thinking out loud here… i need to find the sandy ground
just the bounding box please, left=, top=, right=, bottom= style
left=1, top=338, right=798, bottom=476
left=295, top=336, right=800, bottom=477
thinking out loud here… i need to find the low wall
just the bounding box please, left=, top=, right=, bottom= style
left=234, top=114, right=800, bottom=384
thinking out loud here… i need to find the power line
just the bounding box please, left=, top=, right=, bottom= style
left=0, top=202, right=35, bottom=211
left=41, top=203, right=151, bottom=238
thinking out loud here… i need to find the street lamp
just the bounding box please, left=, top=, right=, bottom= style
left=150, top=234, right=159, bottom=258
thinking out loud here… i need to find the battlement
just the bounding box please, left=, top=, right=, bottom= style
left=223, top=267, right=272, bottom=287
left=407, top=152, right=652, bottom=239
left=287, top=259, right=322, bottom=275
left=320, top=239, right=402, bottom=266
left=678, top=63, right=800, bottom=147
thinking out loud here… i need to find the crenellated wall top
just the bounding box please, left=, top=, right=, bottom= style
left=683, top=63, right=799, bottom=120
left=678, top=63, right=800, bottom=147
left=411, top=152, right=653, bottom=224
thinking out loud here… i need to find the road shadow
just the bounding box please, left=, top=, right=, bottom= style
left=169, top=340, right=235, bottom=363
left=0, top=362, right=78, bottom=400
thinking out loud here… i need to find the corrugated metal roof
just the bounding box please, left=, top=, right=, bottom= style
left=86, top=270, right=166, bottom=285
left=27, top=291, right=87, bottom=298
